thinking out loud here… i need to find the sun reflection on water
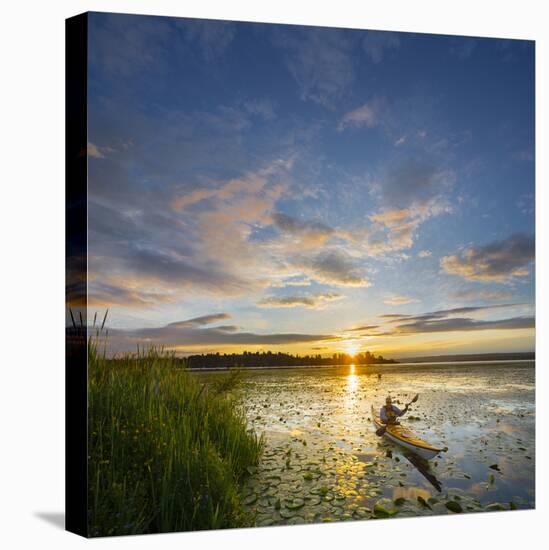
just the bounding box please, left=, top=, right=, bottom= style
left=345, top=364, right=359, bottom=411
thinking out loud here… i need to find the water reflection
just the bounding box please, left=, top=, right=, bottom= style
left=225, top=361, right=535, bottom=524
left=345, top=364, right=359, bottom=412
left=404, top=452, right=443, bottom=492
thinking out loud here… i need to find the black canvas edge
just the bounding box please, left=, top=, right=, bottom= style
left=65, top=12, right=89, bottom=538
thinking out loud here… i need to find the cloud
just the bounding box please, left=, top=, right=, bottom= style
left=89, top=13, right=176, bottom=77
left=418, top=250, right=432, bottom=258
left=351, top=160, right=454, bottom=254
left=168, top=313, right=231, bottom=327
left=347, top=324, right=379, bottom=332
left=292, top=250, right=371, bottom=287
left=372, top=303, right=534, bottom=336
left=383, top=294, right=418, bottom=305
left=179, top=19, right=235, bottom=61
left=274, top=27, right=355, bottom=106
left=382, top=303, right=527, bottom=324
left=451, top=288, right=514, bottom=302
left=88, top=281, right=175, bottom=308
left=171, top=159, right=291, bottom=211
left=271, top=212, right=335, bottom=246
left=362, top=31, right=400, bottom=63
left=104, top=313, right=339, bottom=354
left=360, top=200, right=450, bottom=254
left=116, top=246, right=251, bottom=295
left=440, top=233, right=535, bottom=283
left=379, top=313, right=410, bottom=319
left=385, top=315, right=534, bottom=335
left=244, top=98, right=276, bottom=121
left=257, top=292, right=343, bottom=309
left=337, top=98, right=385, bottom=132
left=394, top=136, right=406, bottom=146
left=270, top=276, right=312, bottom=288
left=87, top=157, right=296, bottom=308
left=373, top=159, right=454, bottom=209
left=87, top=142, right=106, bottom=158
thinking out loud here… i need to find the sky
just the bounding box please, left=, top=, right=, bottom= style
left=86, top=12, right=535, bottom=358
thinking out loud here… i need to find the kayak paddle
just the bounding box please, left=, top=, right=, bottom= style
left=375, top=394, right=419, bottom=436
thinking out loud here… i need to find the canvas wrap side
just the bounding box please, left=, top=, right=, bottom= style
left=65, top=12, right=88, bottom=538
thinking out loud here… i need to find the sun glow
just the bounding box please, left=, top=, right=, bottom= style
left=345, top=343, right=360, bottom=357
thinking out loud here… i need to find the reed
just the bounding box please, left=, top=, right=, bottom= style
left=87, top=337, right=263, bottom=536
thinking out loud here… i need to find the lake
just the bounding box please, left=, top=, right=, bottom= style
left=217, top=361, right=535, bottom=525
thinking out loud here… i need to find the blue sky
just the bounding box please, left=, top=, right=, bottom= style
left=86, top=12, right=535, bottom=357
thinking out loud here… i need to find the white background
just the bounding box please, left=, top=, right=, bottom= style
left=0, top=0, right=547, bottom=548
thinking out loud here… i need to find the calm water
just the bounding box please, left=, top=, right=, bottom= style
left=223, top=361, right=534, bottom=525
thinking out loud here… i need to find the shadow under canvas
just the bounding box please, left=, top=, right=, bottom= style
left=34, top=512, right=65, bottom=530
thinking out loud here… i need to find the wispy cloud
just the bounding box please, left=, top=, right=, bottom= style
left=362, top=31, right=400, bottom=63
left=104, top=312, right=339, bottom=354
left=441, top=233, right=535, bottom=283
left=168, top=313, right=231, bottom=328
left=274, top=27, right=355, bottom=106
left=338, top=100, right=381, bottom=132
left=291, top=250, right=372, bottom=287
left=257, top=292, right=343, bottom=309
left=418, top=250, right=432, bottom=258
left=346, top=324, right=379, bottom=332
left=179, top=19, right=235, bottom=61
left=270, top=276, right=312, bottom=288
left=451, top=288, right=514, bottom=302
left=367, top=303, right=534, bottom=337
left=87, top=142, right=111, bottom=158
left=383, top=303, right=527, bottom=324
left=88, top=281, right=175, bottom=308
left=271, top=212, right=335, bottom=247
left=383, top=294, right=418, bottom=305
left=384, top=315, right=534, bottom=335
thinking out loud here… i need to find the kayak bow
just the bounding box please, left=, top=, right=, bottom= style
left=371, top=405, right=447, bottom=460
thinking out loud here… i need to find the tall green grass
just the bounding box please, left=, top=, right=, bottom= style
left=88, top=341, right=263, bottom=536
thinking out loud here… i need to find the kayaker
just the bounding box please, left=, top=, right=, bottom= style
left=380, top=396, right=409, bottom=425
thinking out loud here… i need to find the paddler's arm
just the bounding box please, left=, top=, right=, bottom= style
left=380, top=406, right=388, bottom=423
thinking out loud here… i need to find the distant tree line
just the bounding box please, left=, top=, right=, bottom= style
left=180, top=350, right=397, bottom=369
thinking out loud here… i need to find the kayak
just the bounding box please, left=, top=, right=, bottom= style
left=371, top=405, right=447, bottom=460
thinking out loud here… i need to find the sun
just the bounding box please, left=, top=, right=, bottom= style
left=345, top=343, right=360, bottom=357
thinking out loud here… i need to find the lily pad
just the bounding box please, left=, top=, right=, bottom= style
left=285, top=498, right=305, bottom=510
left=243, top=494, right=257, bottom=505
left=445, top=501, right=463, bottom=513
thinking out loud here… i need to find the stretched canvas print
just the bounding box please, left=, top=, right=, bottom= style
left=66, top=11, right=535, bottom=538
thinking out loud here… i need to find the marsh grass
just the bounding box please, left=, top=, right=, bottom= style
left=87, top=337, right=263, bottom=536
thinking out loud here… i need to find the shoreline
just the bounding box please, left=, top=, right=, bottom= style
left=191, top=358, right=535, bottom=372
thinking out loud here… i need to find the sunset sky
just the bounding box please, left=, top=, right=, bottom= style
left=86, top=12, right=535, bottom=358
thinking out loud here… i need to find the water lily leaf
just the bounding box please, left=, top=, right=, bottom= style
left=243, top=494, right=257, bottom=505
left=417, top=496, right=432, bottom=509
left=286, top=498, right=305, bottom=510
left=445, top=501, right=463, bottom=513
left=373, top=503, right=396, bottom=518
left=485, top=502, right=506, bottom=512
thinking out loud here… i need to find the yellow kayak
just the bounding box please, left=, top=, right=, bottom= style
left=371, top=405, right=447, bottom=460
